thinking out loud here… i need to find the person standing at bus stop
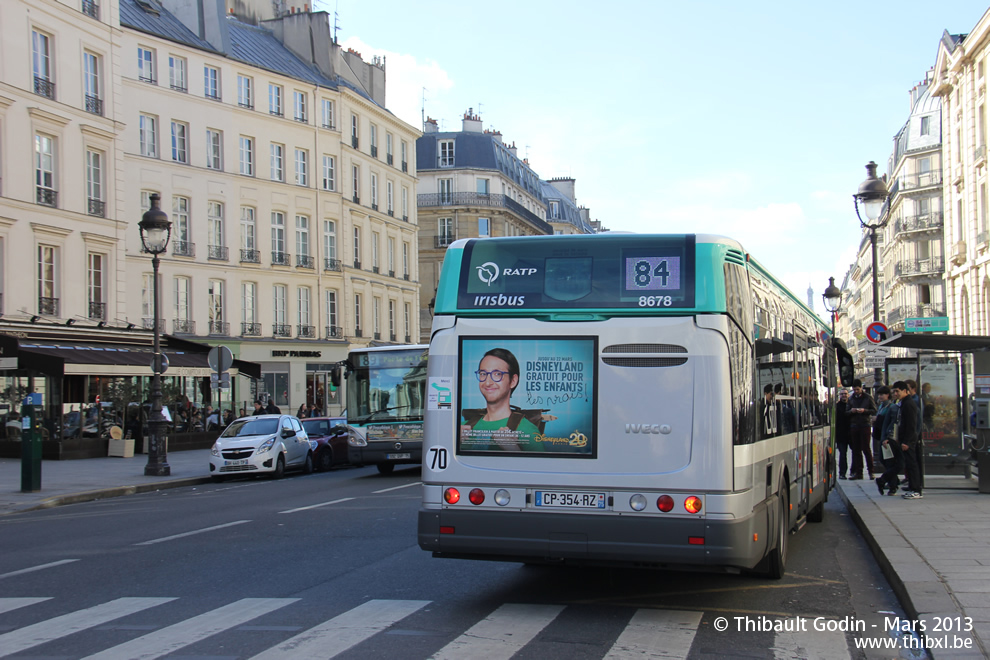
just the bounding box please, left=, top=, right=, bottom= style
left=891, top=381, right=923, bottom=499
left=836, top=390, right=851, bottom=479
left=847, top=379, right=876, bottom=480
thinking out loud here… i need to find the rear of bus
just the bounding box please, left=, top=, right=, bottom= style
left=418, top=234, right=784, bottom=573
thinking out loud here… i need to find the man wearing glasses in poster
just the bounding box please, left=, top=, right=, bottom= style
left=460, top=348, right=542, bottom=448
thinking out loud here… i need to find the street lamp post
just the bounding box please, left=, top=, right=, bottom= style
left=139, top=194, right=172, bottom=476
left=853, top=161, right=890, bottom=389
left=822, top=276, right=842, bottom=340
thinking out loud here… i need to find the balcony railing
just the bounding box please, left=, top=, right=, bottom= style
left=82, top=0, right=99, bottom=19
left=324, top=257, right=342, bottom=272
left=371, top=145, right=378, bottom=158
left=36, top=187, right=57, bottom=207
left=85, top=94, right=103, bottom=116
left=418, top=192, right=553, bottom=233
left=403, top=273, right=410, bottom=281
left=240, top=248, right=260, bottom=264
left=979, top=231, right=990, bottom=246
left=897, top=170, right=942, bottom=192
left=38, top=296, right=59, bottom=316
left=88, top=198, right=105, bottom=217
left=34, top=76, right=55, bottom=99
left=88, top=301, right=106, bottom=320
left=172, top=319, right=195, bottom=334
left=142, top=317, right=165, bottom=333
left=353, top=260, right=362, bottom=270
left=374, top=332, right=381, bottom=340
left=172, top=241, right=195, bottom=258
left=208, top=321, right=229, bottom=335
left=894, top=212, right=943, bottom=235
left=138, top=74, right=156, bottom=85
left=354, top=328, right=363, bottom=338
left=389, top=270, right=395, bottom=278
left=271, top=251, right=291, bottom=266
left=326, top=325, right=343, bottom=339
left=405, top=335, right=411, bottom=343
left=435, top=235, right=455, bottom=248
left=893, top=257, right=944, bottom=278
left=238, top=101, right=254, bottom=110
left=401, top=161, right=407, bottom=173
left=207, top=245, right=229, bottom=261
left=387, top=154, right=393, bottom=166
left=170, top=82, right=187, bottom=93
left=977, top=144, right=987, bottom=163
left=273, top=323, right=291, bottom=338
left=352, top=194, right=360, bottom=204
left=270, top=108, right=283, bottom=117
left=390, top=333, right=397, bottom=342
left=372, top=266, right=380, bottom=274
left=297, top=324, right=315, bottom=339
left=887, top=304, right=947, bottom=326
left=351, top=136, right=359, bottom=149
left=371, top=203, right=378, bottom=211
left=296, top=254, right=314, bottom=269
left=241, top=322, right=261, bottom=337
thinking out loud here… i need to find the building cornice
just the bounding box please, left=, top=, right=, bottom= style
left=26, top=106, right=72, bottom=127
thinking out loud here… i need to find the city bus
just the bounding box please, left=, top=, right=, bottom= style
left=345, top=344, right=428, bottom=474
left=417, top=234, right=853, bottom=578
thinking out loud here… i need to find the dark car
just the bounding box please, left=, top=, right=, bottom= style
left=302, top=417, right=361, bottom=471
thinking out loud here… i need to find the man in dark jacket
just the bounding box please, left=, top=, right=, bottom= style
left=847, top=379, right=876, bottom=479
left=876, top=386, right=903, bottom=496
left=252, top=400, right=266, bottom=416
left=892, top=381, right=923, bottom=499
left=835, top=389, right=851, bottom=479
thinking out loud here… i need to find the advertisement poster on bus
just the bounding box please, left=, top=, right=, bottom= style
left=457, top=336, right=597, bottom=457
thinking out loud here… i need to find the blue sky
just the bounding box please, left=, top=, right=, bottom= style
left=329, top=1, right=989, bottom=316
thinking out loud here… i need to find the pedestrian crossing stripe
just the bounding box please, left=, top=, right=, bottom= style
left=0, top=597, right=863, bottom=660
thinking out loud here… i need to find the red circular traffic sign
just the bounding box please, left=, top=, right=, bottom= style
left=866, top=321, right=889, bottom=344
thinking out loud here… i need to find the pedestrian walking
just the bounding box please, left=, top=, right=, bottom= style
left=891, top=381, right=923, bottom=499
left=875, top=386, right=902, bottom=496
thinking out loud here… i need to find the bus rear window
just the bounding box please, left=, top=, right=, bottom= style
left=457, top=235, right=695, bottom=311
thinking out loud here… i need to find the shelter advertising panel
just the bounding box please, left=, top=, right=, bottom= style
left=457, top=336, right=597, bottom=457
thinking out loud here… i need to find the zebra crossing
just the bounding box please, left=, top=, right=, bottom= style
left=0, top=596, right=857, bottom=659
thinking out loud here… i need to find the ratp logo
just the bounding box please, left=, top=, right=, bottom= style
left=476, top=262, right=500, bottom=286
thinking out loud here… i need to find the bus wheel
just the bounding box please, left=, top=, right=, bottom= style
left=377, top=463, right=395, bottom=474
left=764, top=491, right=788, bottom=580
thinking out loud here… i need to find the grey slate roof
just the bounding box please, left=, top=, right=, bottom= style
left=417, top=131, right=545, bottom=200
left=227, top=20, right=336, bottom=88
left=120, top=0, right=218, bottom=54
left=541, top=180, right=594, bottom=234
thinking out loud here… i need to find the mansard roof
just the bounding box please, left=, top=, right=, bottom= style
left=416, top=131, right=544, bottom=200
left=120, top=0, right=218, bottom=53
left=540, top=180, right=594, bottom=233
left=227, top=20, right=337, bottom=88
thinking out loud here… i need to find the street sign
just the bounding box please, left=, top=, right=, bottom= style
left=208, top=345, right=233, bottom=372
left=866, top=321, right=889, bottom=344
left=151, top=353, right=169, bottom=374
left=864, top=345, right=890, bottom=369
left=210, top=372, right=231, bottom=389
left=904, top=316, right=950, bottom=333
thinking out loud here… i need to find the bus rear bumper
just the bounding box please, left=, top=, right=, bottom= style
left=418, top=505, right=770, bottom=571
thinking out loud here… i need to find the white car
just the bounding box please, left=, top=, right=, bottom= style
left=209, top=414, right=312, bottom=480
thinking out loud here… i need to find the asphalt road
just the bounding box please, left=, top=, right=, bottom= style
left=0, top=466, right=914, bottom=659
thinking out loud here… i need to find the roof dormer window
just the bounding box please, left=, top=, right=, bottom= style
left=439, top=139, right=454, bottom=168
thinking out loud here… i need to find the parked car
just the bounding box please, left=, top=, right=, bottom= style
left=301, top=417, right=362, bottom=471
left=209, top=414, right=312, bottom=480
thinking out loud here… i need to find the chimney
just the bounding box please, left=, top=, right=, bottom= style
left=549, top=177, right=576, bottom=203
left=508, top=141, right=517, bottom=157
left=462, top=108, right=483, bottom=133
left=491, top=130, right=503, bottom=144
left=424, top=117, right=439, bottom=134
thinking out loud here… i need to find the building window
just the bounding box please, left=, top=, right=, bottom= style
left=404, top=302, right=411, bottom=340
left=86, top=253, right=105, bottom=318
left=549, top=201, right=560, bottom=219
left=142, top=273, right=153, bottom=320
left=272, top=211, right=286, bottom=258
left=388, top=236, right=395, bottom=275
left=137, top=46, right=155, bottom=84
left=387, top=180, right=394, bottom=215
left=401, top=141, right=408, bottom=171
left=372, top=231, right=380, bottom=271
left=269, top=84, right=283, bottom=116
left=351, top=114, right=359, bottom=148
left=439, top=139, right=454, bottom=167
left=352, top=165, right=360, bottom=202
left=35, top=134, right=56, bottom=206
left=206, top=129, right=222, bottom=170
left=172, top=196, right=191, bottom=255
left=298, top=287, right=311, bottom=326
left=354, top=293, right=362, bottom=334
left=388, top=299, right=395, bottom=339
left=237, top=74, right=253, bottom=108
left=353, top=226, right=361, bottom=265
left=38, top=245, right=58, bottom=315
left=174, top=276, right=191, bottom=321
left=209, top=280, right=225, bottom=329
left=322, top=155, right=335, bottom=191
left=241, top=206, right=256, bottom=245
left=139, top=115, right=158, bottom=158
left=295, top=148, right=308, bottom=186
left=373, top=296, right=381, bottom=337
left=204, top=65, right=220, bottom=100
left=238, top=136, right=255, bottom=176
left=371, top=173, right=378, bottom=209
left=438, top=218, right=453, bottom=245
left=326, top=290, right=338, bottom=331
left=921, top=115, right=930, bottom=136
left=402, top=242, right=409, bottom=278
left=208, top=201, right=225, bottom=252
left=477, top=178, right=490, bottom=195
left=402, top=187, right=408, bottom=219
left=242, top=282, right=257, bottom=324
left=293, top=90, right=307, bottom=122
left=370, top=124, right=378, bottom=157
left=322, top=99, right=335, bottom=129
left=171, top=121, right=188, bottom=163
left=86, top=149, right=104, bottom=216
left=386, top=133, right=393, bottom=165
left=83, top=51, right=102, bottom=115
left=296, top=215, right=310, bottom=259
left=270, top=143, right=284, bottom=181
left=478, top=217, right=490, bottom=237
left=33, top=30, right=55, bottom=97
left=273, top=284, right=288, bottom=327
left=324, top=220, right=337, bottom=260
left=168, top=55, right=186, bottom=91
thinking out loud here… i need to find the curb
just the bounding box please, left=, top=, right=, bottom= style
left=6, top=476, right=215, bottom=514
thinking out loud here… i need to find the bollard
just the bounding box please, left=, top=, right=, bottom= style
left=20, top=395, right=42, bottom=492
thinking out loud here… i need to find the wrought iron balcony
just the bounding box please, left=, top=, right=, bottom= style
left=387, top=154, right=393, bottom=166
left=893, top=257, right=944, bottom=278
left=138, top=74, right=156, bottom=85
left=387, top=209, right=394, bottom=217
left=418, top=192, right=553, bottom=233
left=297, top=324, right=315, bottom=339
left=208, top=321, right=229, bottom=335
left=273, top=323, right=291, bottom=338
left=897, top=170, right=942, bottom=192
left=374, top=332, right=381, bottom=340
left=271, top=251, right=291, bottom=266
left=390, top=333, right=397, bottom=342
left=403, top=215, right=408, bottom=222
left=435, top=235, right=455, bottom=248
left=894, top=212, right=943, bottom=235
left=389, top=270, right=395, bottom=278
left=82, top=0, right=99, bottom=18
left=405, top=335, right=411, bottom=343
left=401, top=161, right=407, bottom=173
left=172, top=240, right=195, bottom=257
left=371, top=146, right=378, bottom=158
left=887, top=304, right=947, bottom=326
left=39, top=296, right=59, bottom=316
left=240, top=248, right=260, bottom=264
left=403, top=274, right=410, bottom=281
left=351, top=136, right=359, bottom=149
left=326, top=325, right=343, bottom=339
left=170, top=82, right=187, bottom=93
left=372, top=203, right=378, bottom=211
left=238, top=101, right=254, bottom=110
left=85, top=94, right=103, bottom=116
left=352, top=194, right=360, bottom=204
left=88, top=198, right=105, bottom=217
left=36, top=187, right=57, bottom=207
left=354, top=328, right=363, bottom=338
left=205, top=91, right=221, bottom=102
left=372, top=266, right=379, bottom=274
left=207, top=245, right=229, bottom=261
left=270, top=108, right=283, bottom=117
left=353, top=260, right=362, bottom=270
left=294, top=114, right=307, bottom=123
left=172, top=319, right=195, bottom=334
left=241, top=322, right=261, bottom=337
left=142, top=317, right=165, bottom=332
left=88, top=301, right=106, bottom=320
left=34, top=76, right=55, bottom=99
left=323, top=257, right=342, bottom=272
left=296, top=254, right=314, bottom=269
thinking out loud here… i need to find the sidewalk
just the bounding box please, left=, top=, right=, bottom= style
left=0, top=453, right=987, bottom=658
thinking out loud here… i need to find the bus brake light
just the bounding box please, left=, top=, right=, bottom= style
left=444, top=487, right=461, bottom=504
left=469, top=488, right=485, bottom=505
left=684, top=496, right=702, bottom=514
left=656, top=495, right=674, bottom=512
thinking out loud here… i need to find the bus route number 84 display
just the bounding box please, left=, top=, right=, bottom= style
left=626, top=255, right=681, bottom=307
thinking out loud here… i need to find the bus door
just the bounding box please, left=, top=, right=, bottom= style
left=794, top=329, right=813, bottom=515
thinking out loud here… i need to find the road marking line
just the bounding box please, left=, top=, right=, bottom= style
left=773, top=628, right=850, bottom=660
left=0, top=598, right=51, bottom=615
left=0, top=597, right=174, bottom=657
left=431, top=603, right=565, bottom=660
left=0, top=559, right=79, bottom=580
left=279, top=497, right=354, bottom=514
left=604, top=609, right=703, bottom=660
left=82, top=597, right=298, bottom=660
left=373, top=482, right=421, bottom=494
left=249, top=599, right=430, bottom=660
left=134, top=520, right=250, bottom=545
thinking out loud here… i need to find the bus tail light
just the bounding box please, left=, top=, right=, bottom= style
left=469, top=488, right=485, bottom=505
left=444, top=487, right=461, bottom=504
left=630, top=494, right=648, bottom=511
left=494, top=489, right=511, bottom=506
left=688, top=536, right=705, bottom=545
left=656, top=495, right=674, bottom=512
left=684, top=496, right=702, bottom=514
left=440, top=526, right=455, bottom=534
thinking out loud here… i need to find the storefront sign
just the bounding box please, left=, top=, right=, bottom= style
left=271, top=350, right=322, bottom=358
left=905, top=317, right=950, bottom=332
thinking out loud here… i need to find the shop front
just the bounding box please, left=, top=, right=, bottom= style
left=235, top=342, right=349, bottom=418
